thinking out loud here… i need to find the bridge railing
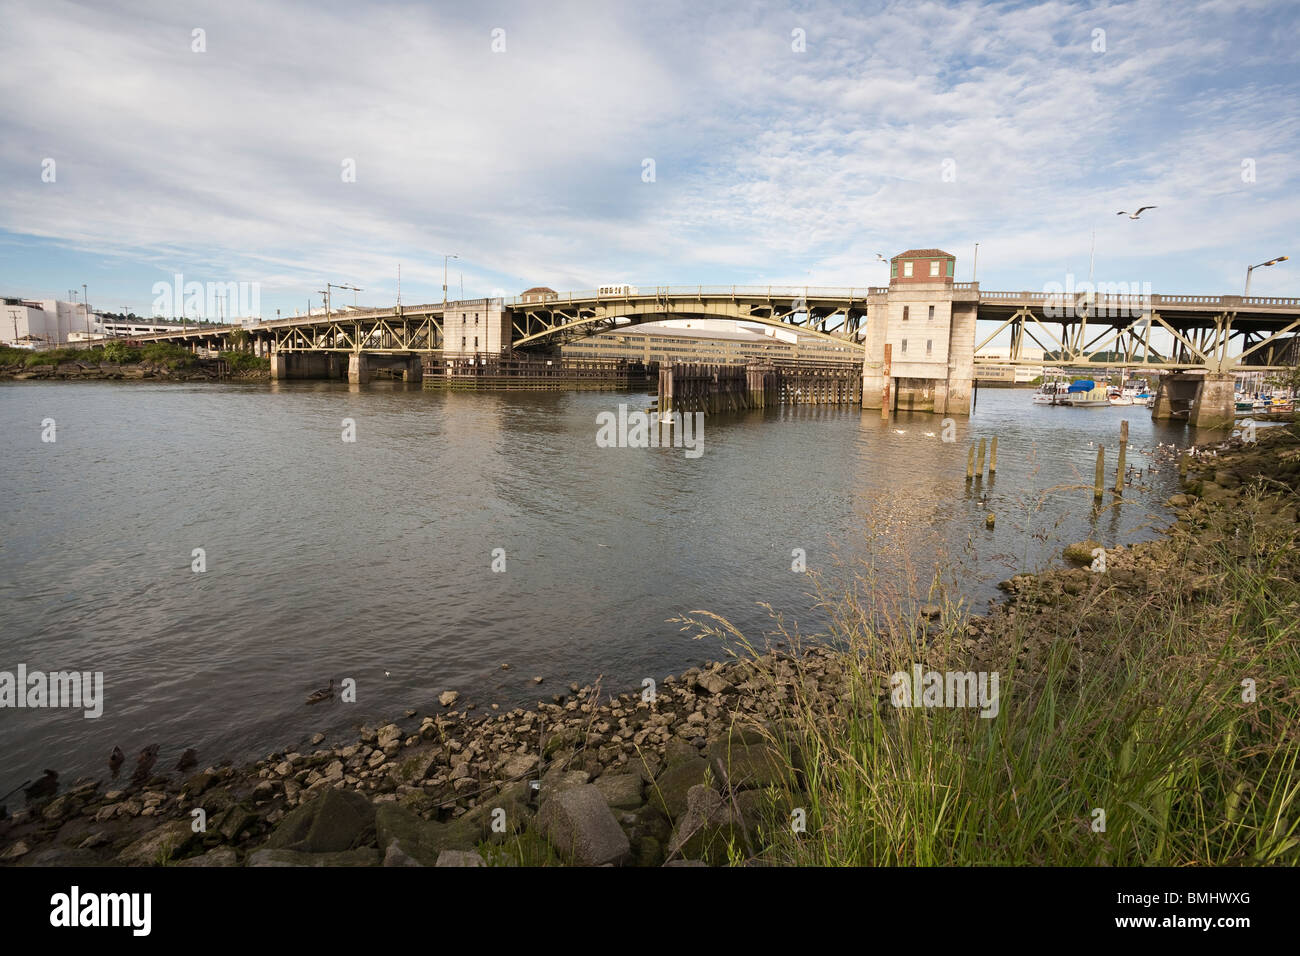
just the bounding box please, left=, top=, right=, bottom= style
left=504, top=285, right=887, bottom=306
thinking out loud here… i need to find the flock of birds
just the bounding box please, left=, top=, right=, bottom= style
left=3, top=678, right=343, bottom=817
left=1, top=744, right=200, bottom=818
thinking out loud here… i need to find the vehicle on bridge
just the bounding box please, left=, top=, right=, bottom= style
left=597, top=284, right=639, bottom=296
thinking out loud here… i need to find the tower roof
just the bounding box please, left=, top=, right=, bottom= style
left=892, top=249, right=954, bottom=260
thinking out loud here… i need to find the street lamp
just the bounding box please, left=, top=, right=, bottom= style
left=443, top=254, right=459, bottom=306
left=1244, top=256, right=1289, bottom=296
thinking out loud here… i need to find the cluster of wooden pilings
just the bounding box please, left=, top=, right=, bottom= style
left=658, top=363, right=861, bottom=415
left=966, top=436, right=999, bottom=480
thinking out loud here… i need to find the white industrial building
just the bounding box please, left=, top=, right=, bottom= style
left=1, top=299, right=99, bottom=346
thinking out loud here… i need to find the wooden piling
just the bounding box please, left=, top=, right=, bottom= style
left=1115, top=420, right=1129, bottom=493
left=1094, top=445, right=1105, bottom=500
left=967, top=443, right=975, bottom=481
left=976, top=437, right=987, bottom=477
left=989, top=436, right=998, bottom=473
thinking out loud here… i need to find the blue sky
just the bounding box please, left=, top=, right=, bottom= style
left=0, top=0, right=1297, bottom=319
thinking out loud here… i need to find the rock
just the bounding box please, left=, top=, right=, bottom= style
left=264, top=787, right=376, bottom=853
left=649, top=757, right=710, bottom=820
left=436, top=849, right=487, bottom=867
left=696, top=672, right=732, bottom=696
left=1166, top=493, right=1190, bottom=508
left=538, top=768, right=589, bottom=802
left=117, top=819, right=199, bottom=865
left=1063, top=540, right=1103, bottom=566
left=497, top=752, right=538, bottom=780
left=374, top=804, right=480, bottom=865
left=311, top=733, right=326, bottom=746
left=706, top=740, right=791, bottom=791
left=919, top=603, right=942, bottom=619
left=667, top=784, right=746, bottom=865
left=377, top=724, right=402, bottom=749
left=1, top=841, right=30, bottom=860
left=390, top=750, right=439, bottom=786
left=176, top=847, right=239, bottom=867
left=78, top=832, right=110, bottom=849
left=594, top=773, right=644, bottom=810
left=246, top=848, right=380, bottom=867
left=383, top=839, right=424, bottom=866
left=439, top=691, right=459, bottom=707
left=532, top=676, right=544, bottom=684
left=536, top=785, right=630, bottom=866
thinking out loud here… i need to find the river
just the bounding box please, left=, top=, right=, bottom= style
left=0, top=380, right=1206, bottom=795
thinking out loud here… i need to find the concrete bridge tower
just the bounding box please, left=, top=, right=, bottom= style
left=862, top=248, right=975, bottom=415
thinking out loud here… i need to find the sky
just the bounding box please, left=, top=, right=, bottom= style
left=0, top=0, right=1297, bottom=320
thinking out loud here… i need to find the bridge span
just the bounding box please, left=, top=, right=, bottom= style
left=119, top=254, right=1300, bottom=429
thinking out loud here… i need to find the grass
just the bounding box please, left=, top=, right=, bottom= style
left=677, top=442, right=1300, bottom=866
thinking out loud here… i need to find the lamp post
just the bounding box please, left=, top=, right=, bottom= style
left=443, top=254, right=459, bottom=308
left=1244, top=256, right=1289, bottom=297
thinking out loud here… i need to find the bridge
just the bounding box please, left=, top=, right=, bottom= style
left=126, top=285, right=1300, bottom=366
left=119, top=255, right=1300, bottom=429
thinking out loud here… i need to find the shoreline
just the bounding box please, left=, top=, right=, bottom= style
left=1, top=424, right=1295, bottom=866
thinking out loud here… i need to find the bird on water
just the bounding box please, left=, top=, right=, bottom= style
left=306, top=678, right=334, bottom=705
left=108, top=746, right=125, bottom=778
left=131, top=744, right=160, bottom=787
left=24, top=769, right=59, bottom=804
left=176, top=748, right=198, bottom=772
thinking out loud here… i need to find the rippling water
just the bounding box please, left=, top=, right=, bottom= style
left=0, top=380, right=1207, bottom=794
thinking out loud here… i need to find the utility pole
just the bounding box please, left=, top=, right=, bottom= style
left=83, top=283, right=90, bottom=339
left=972, top=243, right=979, bottom=281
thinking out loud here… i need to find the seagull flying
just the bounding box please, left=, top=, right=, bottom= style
left=1117, top=206, right=1156, bottom=219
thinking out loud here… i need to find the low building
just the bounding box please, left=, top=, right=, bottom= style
left=520, top=286, right=558, bottom=304
left=2, top=298, right=101, bottom=346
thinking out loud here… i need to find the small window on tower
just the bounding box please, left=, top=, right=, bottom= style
left=902, top=306, right=909, bottom=321
left=891, top=261, right=898, bottom=278
left=928, top=305, right=935, bottom=320
left=926, top=339, right=933, bottom=355
left=946, top=260, right=954, bottom=277
left=903, top=261, right=914, bottom=277
left=930, top=261, right=940, bottom=277
left=901, top=339, right=907, bottom=353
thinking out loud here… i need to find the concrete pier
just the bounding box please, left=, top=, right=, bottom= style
left=1190, top=373, right=1236, bottom=430
left=348, top=353, right=369, bottom=384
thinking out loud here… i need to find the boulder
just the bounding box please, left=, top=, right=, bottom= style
left=176, top=847, right=239, bottom=867
left=1063, top=540, right=1103, bottom=566
left=649, top=756, right=710, bottom=820
left=246, top=848, right=379, bottom=867
left=436, top=849, right=487, bottom=867
left=263, top=787, right=375, bottom=853
left=536, top=784, right=630, bottom=866
left=667, top=784, right=746, bottom=865
left=594, top=773, right=644, bottom=810
left=374, top=804, right=479, bottom=865
left=116, top=819, right=200, bottom=865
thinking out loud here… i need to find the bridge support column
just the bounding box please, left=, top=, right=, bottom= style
left=348, top=353, right=370, bottom=384
left=1190, top=373, right=1235, bottom=430
left=328, top=354, right=343, bottom=380
left=270, top=352, right=286, bottom=380
left=404, top=353, right=423, bottom=382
